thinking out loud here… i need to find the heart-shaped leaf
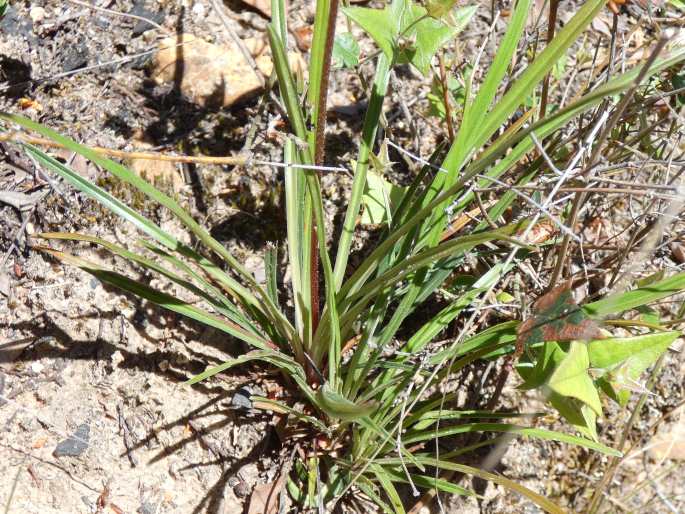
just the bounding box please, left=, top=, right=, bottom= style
left=588, top=331, right=679, bottom=405
left=333, top=32, right=360, bottom=69
left=517, top=340, right=565, bottom=389
left=343, top=1, right=475, bottom=75
left=361, top=171, right=407, bottom=225
left=547, top=391, right=599, bottom=441
left=547, top=341, right=603, bottom=417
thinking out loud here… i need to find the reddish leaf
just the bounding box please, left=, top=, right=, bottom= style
left=516, top=281, right=604, bottom=356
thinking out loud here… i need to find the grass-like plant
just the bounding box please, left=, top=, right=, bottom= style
left=3, top=0, right=685, bottom=510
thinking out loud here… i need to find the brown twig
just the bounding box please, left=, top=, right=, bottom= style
left=0, top=132, right=249, bottom=165
left=438, top=52, right=455, bottom=142
left=549, top=37, right=670, bottom=285
left=539, top=0, right=560, bottom=121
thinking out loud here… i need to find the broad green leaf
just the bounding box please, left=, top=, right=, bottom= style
left=397, top=4, right=475, bottom=74
left=517, top=341, right=565, bottom=390
left=425, top=0, right=456, bottom=19
left=518, top=340, right=602, bottom=439
left=547, top=341, right=602, bottom=417
left=332, top=32, right=360, bottom=69
left=548, top=391, right=598, bottom=441
left=342, top=1, right=406, bottom=62
left=588, top=332, right=679, bottom=405
left=360, top=171, right=407, bottom=225
left=343, top=1, right=473, bottom=75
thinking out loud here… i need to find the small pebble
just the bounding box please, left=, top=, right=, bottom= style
left=30, top=362, right=44, bottom=374
left=175, top=353, right=190, bottom=365
left=158, top=359, right=170, bottom=372
left=233, top=479, right=251, bottom=498
left=25, top=222, right=35, bottom=235
left=191, top=3, right=205, bottom=17
left=29, top=6, right=47, bottom=23
left=231, top=386, right=253, bottom=410
left=111, top=350, right=124, bottom=368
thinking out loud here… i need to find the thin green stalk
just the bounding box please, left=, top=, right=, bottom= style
left=333, top=54, right=391, bottom=290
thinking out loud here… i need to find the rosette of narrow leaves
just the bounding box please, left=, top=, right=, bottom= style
left=2, top=0, right=685, bottom=509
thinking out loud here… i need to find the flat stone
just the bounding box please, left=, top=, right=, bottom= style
left=152, top=33, right=304, bottom=108
left=53, top=423, right=90, bottom=457
left=129, top=1, right=164, bottom=36
left=231, top=386, right=253, bottom=410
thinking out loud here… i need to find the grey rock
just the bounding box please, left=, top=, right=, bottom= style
left=0, top=6, right=35, bottom=41
left=138, top=500, right=159, bottom=514
left=130, top=2, right=164, bottom=36
left=53, top=423, right=90, bottom=457
left=231, top=386, right=253, bottom=410
left=61, top=43, right=89, bottom=72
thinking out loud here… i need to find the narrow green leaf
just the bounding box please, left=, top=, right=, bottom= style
left=333, top=54, right=391, bottom=289
left=584, top=271, right=685, bottom=318
left=250, top=396, right=330, bottom=431
left=38, top=232, right=260, bottom=335
left=370, top=465, right=406, bottom=514
left=401, top=422, right=620, bottom=456
left=38, top=247, right=276, bottom=351
left=316, top=383, right=377, bottom=421
left=382, top=468, right=476, bottom=497
left=186, top=351, right=275, bottom=385
left=265, top=245, right=279, bottom=308
left=377, top=456, right=567, bottom=513
left=2, top=116, right=297, bottom=345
